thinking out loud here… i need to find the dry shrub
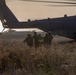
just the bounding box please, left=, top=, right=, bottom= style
left=0, top=41, right=76, bottom=75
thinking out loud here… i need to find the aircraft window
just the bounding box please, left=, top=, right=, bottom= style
left=1, top=19, right=6, bottom=24
left=4, top=19, right=6, bottom=23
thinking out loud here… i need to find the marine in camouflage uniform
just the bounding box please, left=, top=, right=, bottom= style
left=44, top=32, right=53, bottom=47
left=38, top=34, right=43, bottom=46
left=48, top=32, right=53, bottom=45
left=33, top=32, right=39, bottom=48
left=23, top=34, right=33, bottom=47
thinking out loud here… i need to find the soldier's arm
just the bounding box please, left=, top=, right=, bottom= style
left=23, top=38, right=27, bottom=43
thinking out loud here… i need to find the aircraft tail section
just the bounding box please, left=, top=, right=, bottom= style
left=0, top=0, right=6, bottom=21
left=0, top=0, right=19, bottom=26
left=4, top=5, right=19, bottom=23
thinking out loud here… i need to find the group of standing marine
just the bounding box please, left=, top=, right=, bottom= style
left=23, top=32, right=53, bottom=48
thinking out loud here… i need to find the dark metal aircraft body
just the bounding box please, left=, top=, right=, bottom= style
left=0, top=0, right=76, bottom=39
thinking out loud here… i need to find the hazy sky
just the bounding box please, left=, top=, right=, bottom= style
left=6, top=0, right=76, bottom=21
